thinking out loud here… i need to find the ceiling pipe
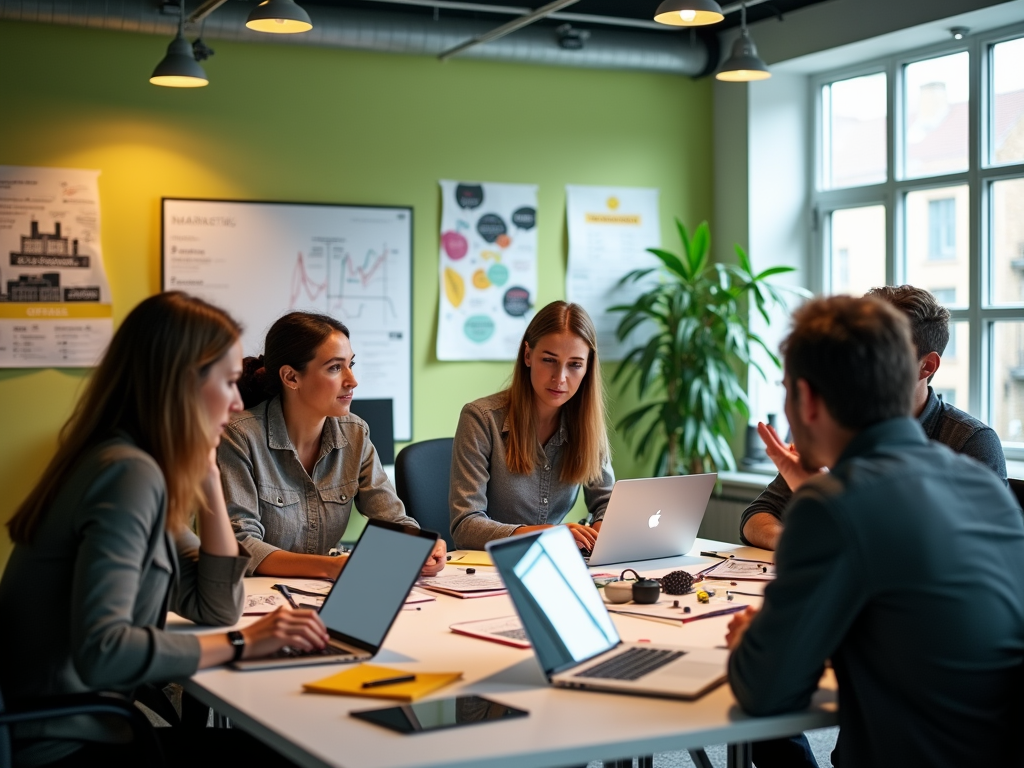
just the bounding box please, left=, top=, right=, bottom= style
left=0, top=0, right=710, bottom=75
left=438, top=0, right=581, bottom=61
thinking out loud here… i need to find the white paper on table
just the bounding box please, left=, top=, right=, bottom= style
left=243, top=594, right=292, bottom=614
left=703, top=559, right=776, bottom=581
left=565, top=185, right=661, bottom=361
left=417, top=571, right=506, bottom=592
left=607, top=596, right=748, bottom=623
left=281, top=579, right=334, bottom=596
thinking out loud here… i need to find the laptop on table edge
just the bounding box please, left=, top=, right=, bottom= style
left=233, top=519, right=438, bottom=670
left=585, top=473, right=717, bottom=566
left=486, top=526, right=729, bottom=700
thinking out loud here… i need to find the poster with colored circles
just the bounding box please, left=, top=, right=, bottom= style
left=437, top=180, right=538, bottom=361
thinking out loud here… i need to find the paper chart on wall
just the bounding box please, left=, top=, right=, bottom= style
left=437, top=180, right=538, bottom=361
left=0, top=166, right=113, bottom=368
left=565, top=185, right=661, bottom=361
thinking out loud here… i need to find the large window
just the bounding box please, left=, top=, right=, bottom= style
left=813, top=26, right=1024, bottom=452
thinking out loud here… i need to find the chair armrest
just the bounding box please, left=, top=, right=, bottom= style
left=0, top=691, right=165, bottom=767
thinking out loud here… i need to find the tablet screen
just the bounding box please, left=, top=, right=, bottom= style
left=350, top=696, right=528, bottom=734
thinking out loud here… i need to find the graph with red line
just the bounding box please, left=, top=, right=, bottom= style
left=290, top=238, right=398, bottom=321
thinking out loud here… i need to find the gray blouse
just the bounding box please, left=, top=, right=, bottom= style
left=218, top=396, right=417, bottom=574
left=449, top=392, right=614, bottom=550
left=0, top=436, right=248, bottom=767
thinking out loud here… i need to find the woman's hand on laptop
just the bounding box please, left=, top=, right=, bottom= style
left=420, top=539, right=447, bottom=576
left=564, top=522, right=597, bottom=551
left=240, top=607, right=330, bottom=660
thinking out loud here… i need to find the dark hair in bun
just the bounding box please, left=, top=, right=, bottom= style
left=237, top=312, right=350, bottom=410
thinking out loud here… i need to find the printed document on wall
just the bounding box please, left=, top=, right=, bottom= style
left=566, top=186, right=660, bottom=361
left=437, top=180, right=537, bottom=361
left=0, top=166, right=113, bottom=368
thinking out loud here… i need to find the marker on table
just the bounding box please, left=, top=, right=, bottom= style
left=361, top=674, right=417, bottom=689
left=680, top=605, right=748, bottom=624
left=272, top=584, right=300, bottom=610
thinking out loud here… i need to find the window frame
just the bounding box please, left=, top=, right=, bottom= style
left=810, top=22, right=1024, bottom=457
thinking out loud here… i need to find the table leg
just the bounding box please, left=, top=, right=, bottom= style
left=689, top=748, right=713, bottom=768
left=727, top=741, right=753, bottom=768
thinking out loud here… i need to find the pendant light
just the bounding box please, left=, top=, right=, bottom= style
left=150, top=5, right=208, bottom=88
left=716, top=0, right=771, bottom=82
left=653, top=0, right=724, bottom=27
left=246, top=0, right=313, bottom=34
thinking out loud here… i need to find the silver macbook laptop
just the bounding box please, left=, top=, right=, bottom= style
left=234, top=519, right=437, bottom=670
left=487, top=527, right=728, bottom=700
left=586, top=473, right=717, bottom=566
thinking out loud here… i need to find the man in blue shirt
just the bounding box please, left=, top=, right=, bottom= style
left=727, top=296, right=1024, bottom=768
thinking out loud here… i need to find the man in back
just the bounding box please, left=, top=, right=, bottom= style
left=741, top=284, right=1006, bottom=551
left=727, top=296, right=1024, bottom=767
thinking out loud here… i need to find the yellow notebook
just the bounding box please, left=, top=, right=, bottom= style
left=446, top=550, right=493, bottom=567
left=303, top=664, right=462, bottom=701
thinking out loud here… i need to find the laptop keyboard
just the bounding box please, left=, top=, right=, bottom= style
left=275, top=644, right=355, bottom=659
left=574, top=647, right=685, bottom=681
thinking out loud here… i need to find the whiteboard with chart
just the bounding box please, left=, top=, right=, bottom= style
left=161, top=198, right=413, bottom=440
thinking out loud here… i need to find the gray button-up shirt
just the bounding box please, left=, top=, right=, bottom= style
left=218, top=397, right=417, bottom=575
left=449, top=392, right=614, bottom=550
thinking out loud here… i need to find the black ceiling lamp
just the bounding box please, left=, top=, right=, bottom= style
left=653, top=0, right=725, bottom=27
left=246, top=0, right=313, bottom=34
left=150, top=4, right=209, bottom=88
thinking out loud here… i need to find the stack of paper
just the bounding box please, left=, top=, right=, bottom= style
left=417, top=571, right=506, bottom=598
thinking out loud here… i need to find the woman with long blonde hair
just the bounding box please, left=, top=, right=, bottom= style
left=449, top=301, right=613, bottom=551
left=0, top=292, right=327, bottom=767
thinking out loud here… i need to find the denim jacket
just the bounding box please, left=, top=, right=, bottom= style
left=449, top=392, right=614, bottom=550
left=218, top=397, right=417, bottom=574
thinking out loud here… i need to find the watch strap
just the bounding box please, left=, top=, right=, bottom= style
left=228, top=630, right=245, bottom=662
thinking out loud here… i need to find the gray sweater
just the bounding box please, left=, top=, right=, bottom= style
left=449, top=392, right=614, bottom=550
left=0, top=436, right=248, bottom=766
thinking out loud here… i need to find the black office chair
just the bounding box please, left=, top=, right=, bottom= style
left=394, top=437, right=456, bottom=550
left=0, top=688, right=166, bottom=767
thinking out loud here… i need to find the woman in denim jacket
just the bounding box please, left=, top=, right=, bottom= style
left=219, top=312, right=446, bottom=579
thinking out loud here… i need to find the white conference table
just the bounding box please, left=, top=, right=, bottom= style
left=172, top=539, right=837, bottom=768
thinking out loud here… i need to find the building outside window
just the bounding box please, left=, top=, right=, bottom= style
left=812, top=26, right=1024, bottom=454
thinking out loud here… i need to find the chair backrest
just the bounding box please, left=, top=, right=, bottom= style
left=394, top=438, right=455, bottom=550
left=1009, top=478, right=1024, bottom=513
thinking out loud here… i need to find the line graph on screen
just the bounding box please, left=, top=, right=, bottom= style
left=290, top=239, right=400, bottom=321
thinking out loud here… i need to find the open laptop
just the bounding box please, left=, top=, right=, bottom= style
left=234, top=519, right=438, bottom=670
left=487, top=526, right=728, bottom=699
left=586, top=473, right=717, bottom=566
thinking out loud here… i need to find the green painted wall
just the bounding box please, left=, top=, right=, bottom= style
left=0, top=19, right=713, bottom=569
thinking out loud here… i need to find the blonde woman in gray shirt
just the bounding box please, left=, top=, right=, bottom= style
left=219, top=312, right=446, bottom=579
left=450, top=301, right=614, bottom=551
left=0, top=293, right=328, bottom=767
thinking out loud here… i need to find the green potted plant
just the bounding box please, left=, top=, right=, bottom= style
left=610, top=219, right=804, bottom=476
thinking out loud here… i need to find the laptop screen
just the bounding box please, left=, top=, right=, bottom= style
left=488, top=526, right=620, bottom=676
left=319, top=521, right=436, bottom=651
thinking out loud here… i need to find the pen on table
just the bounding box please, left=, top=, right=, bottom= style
left=701, top=551, right=773, bottom=565
left=681, top=605, right=748, bottom=624
left=272, top=584, right=300, bottom=610
left=361, top=674, right=417, bottom=689
left=727, top=590, right=764, bottom=598
left=447, top=554, right=465, bottom=562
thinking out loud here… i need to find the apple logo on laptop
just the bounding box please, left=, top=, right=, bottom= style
left=648, top=510, right=661, bottom=528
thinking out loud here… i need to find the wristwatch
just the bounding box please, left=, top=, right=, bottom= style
left=227, top=630, right=245, bottom=662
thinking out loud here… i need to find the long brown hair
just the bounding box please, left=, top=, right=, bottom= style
left=237, top=312, right=349, bottom=410
left=505, top=301, right=609, bottom=484
left=8, top=292, right=241, bottom=542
